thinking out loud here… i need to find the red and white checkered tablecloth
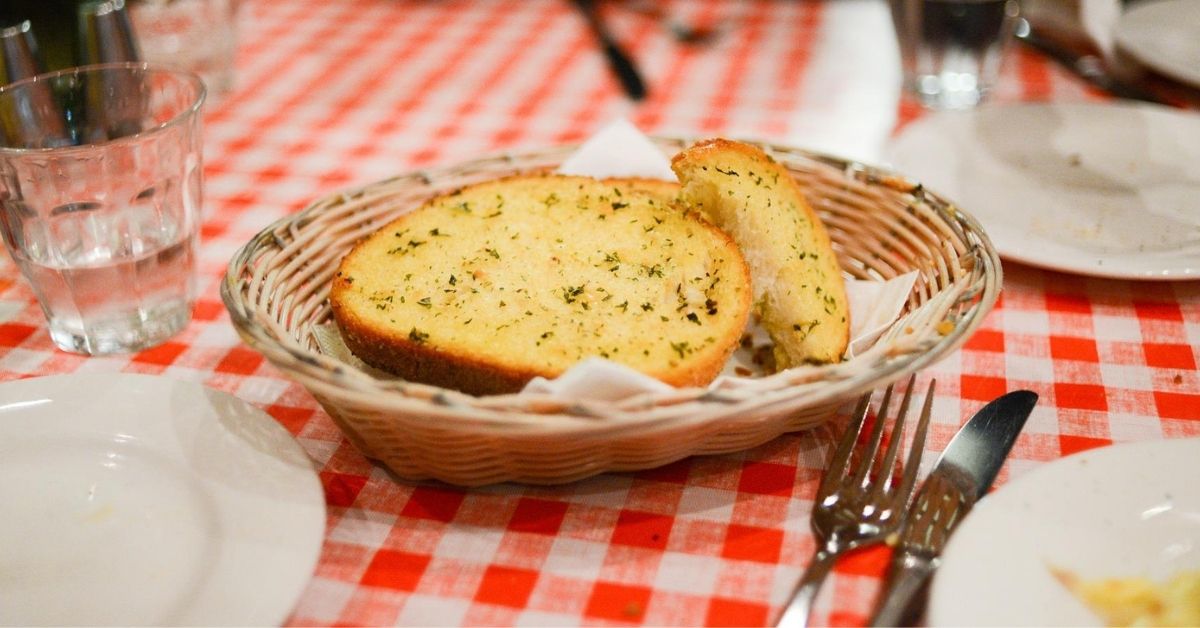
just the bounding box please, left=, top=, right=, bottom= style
left=2, top=0, right=1197, bottom=625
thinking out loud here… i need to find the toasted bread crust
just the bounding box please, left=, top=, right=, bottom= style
left=330, top=174, right=751, bottom=395
left=671, top=138, right=850, bottom=367
left=604, top=177, right=681, bottom=203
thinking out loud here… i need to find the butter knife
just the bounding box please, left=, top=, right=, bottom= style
left=868, top=390, right=1038, bottom=627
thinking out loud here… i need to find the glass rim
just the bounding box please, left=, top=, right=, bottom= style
left=0, top=62, right=207, bottom=155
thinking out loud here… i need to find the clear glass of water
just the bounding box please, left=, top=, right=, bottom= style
left=890, top=0, right=1021, bottom=109
left=0, top=63, right=205, bottom=355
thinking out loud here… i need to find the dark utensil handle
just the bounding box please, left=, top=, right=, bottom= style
left=600, top=39, right=646, bottom=100
left=572, top=0, right=647, bottom=101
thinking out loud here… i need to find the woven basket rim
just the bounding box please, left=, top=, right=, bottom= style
left=221, top=136, right=1002, bottom=433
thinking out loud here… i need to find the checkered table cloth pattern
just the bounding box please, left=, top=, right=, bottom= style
left=0, top=0, right=1196, bottom=625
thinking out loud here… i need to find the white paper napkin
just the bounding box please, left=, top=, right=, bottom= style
left=315, top=121, right=916, bottom=402
left=557, top=118, right=677, bottom=181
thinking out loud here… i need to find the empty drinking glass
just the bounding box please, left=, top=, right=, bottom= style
left=0, top=63, right=205, bottom=355
left=129, top=0, right=237, bottom=96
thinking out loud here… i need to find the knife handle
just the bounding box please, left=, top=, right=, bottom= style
left=600, top=39, right=647, bottom=101
left=572, top=0, right=647, bottom=101
left=869, top=551, right=937, bottom=627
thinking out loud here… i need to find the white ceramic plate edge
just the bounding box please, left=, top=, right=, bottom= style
left=1114, top=0, right=1200, bottom=89
left=0, top=373, right=326, bottom=626
left=928, top=438, right=1200, bottom=627
left=886, top=102, right=1200, bottom=281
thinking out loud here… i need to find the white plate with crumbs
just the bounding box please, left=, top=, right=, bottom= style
left=928, top=438, right=1200, bottom=626
left=1115, top=0, right=1200, bottom=89
left=0, top=373, right=325, bottom=626
left=887, top=102, right=1200, bottom=280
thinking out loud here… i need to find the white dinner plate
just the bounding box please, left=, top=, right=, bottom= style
left=886, top=102, right=1200, bottom=280
left=1115, top=0, right=1200, bottom=89
left=0, top=373, right=325, bottom=626
left=928, top=438, right=1200, bottom=626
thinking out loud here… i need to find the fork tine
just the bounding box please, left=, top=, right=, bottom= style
left=866, top=374, right=918, bottom=501
left=782, top=379, right=935, bottom=628
left=817, top=392, right=872, bottom=500
left=892, top=378, right=936, bottom=504
left=851, top=382, right=896, bottom=489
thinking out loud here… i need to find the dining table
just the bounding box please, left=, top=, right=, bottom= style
left=1, top=0, right=1197, bottom=625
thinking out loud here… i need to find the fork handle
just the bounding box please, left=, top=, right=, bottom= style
left=776, top=549, right=837, bottom=628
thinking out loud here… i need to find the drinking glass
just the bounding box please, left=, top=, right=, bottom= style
left=129, top=0, right=237, bottom=96
left=890, top=0, right=1021, bottom=109
left=0, top=63, right=205, bottom=355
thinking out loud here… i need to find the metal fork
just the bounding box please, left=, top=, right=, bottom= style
left=776, top=376, right=936, bottom=628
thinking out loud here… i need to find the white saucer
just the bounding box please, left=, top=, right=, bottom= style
left=1115, top=0, right=1200, bottom=89
left=0, top=373, right=325, bottom=626
left=886, top=102, right=1200, bottom=280
left=928, top=438, right=1200, bottom=626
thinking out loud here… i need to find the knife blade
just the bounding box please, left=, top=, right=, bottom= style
left=1015, top=25, right=1169, bottom=106
left=868, top=390, right=1038, bottom=627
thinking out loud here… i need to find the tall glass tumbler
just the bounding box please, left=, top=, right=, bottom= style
left=0, top=63, right=205, bottom=355
left=890, top=0, right=1020, bottom=109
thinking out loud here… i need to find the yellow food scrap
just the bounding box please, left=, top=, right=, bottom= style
left=1061, top=569, right=1200, bottom=627
left=936, top=319, right=955, bottom=336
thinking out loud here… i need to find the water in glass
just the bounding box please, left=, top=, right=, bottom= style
left=12, top=217, right=196, bottom=356
left=891, top=0, right=1020, bottom=109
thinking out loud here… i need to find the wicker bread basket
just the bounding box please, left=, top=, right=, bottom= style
left=221, top=138, right=1001, bottom=486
